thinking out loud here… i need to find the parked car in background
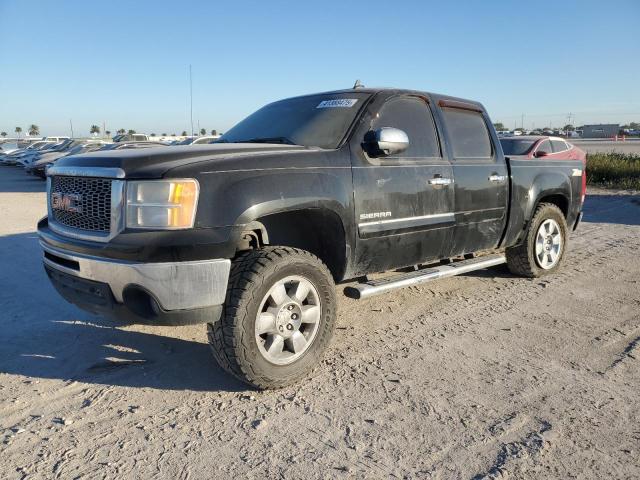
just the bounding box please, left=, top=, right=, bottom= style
left=17, top=139, right=78, bottom=167
left=112, top=133, right=149, bottom=143
left=99, top=141, right=170, bottom=151
left=174, top=137, right=196, bottom=145
left=0, top=142, right=22, bottom=156
left=44, top=136, right=70, bottom=143
left=0, top=140, right=50, bottom=160
left=1, top=141, right=57, bottom=166
left=192, top=136, right=219, bottom=144
left=499, top=135, right=586, bottom=162
left=27, top=142, right=109, bottom=178
left=174, top=136, right=220, bottom=146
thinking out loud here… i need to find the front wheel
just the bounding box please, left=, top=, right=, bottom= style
left=506, top=203, right=568, bottom=277
left=207, top=247, right=336, bottom=389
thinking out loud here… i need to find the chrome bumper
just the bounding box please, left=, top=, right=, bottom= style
left=41, top=242, right=231, bottom=311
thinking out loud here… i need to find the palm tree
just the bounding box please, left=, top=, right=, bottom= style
left=15, top=127, right=22, bottom=138
left=127, top=129, right=136, bottom=135
left=199, top=128, right=206, bottom=136
left=181, top=130, right=188, bottom=136
left=211, top=129, right=217, bottom=136
left=28, top=124, right=40, bottom=136
left=1, top=132, right=7, bottom=138
left=117, top=128, right=126, bottom=134
left=161, top=133, right=167, bottom=137
left=105, top=130, right=111, bottom=137
left=150, top=133, right=156, bottom=136
left=90, top=125, right=100, bottom=136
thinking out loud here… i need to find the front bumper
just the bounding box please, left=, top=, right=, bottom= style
left=41, top=242, right=231, bottom=325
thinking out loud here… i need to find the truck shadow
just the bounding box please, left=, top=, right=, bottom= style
left=581, top=193, right=640, bottom=226
left=0, top=232, right=246, bottom=392
left=0, top=166, right=47, bottom=192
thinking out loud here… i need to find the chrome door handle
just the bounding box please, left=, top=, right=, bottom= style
left=428, top=177, right=453, bottom=186
left=488, top=174, right=507, bottom=183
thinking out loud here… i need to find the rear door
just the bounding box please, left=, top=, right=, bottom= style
left=350, top=94, right=455, bottom=273
left=437, top=101, right=509, bottom=256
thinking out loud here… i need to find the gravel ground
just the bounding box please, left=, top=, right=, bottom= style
left=1, top=167, right=639, bottom=479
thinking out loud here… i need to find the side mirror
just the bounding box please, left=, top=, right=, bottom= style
left=535, top=150, right=550, bottom=158
left=366, top=127, right=409, bottom=157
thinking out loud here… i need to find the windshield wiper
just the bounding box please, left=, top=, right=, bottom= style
left=236, top=137, right=297, bottom=145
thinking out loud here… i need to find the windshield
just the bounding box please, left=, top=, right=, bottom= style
left=176, top=138, right=195, bottom=145
left=219, top=93, right=370, bottom=149
left=499, top=138, right=537, bottom=155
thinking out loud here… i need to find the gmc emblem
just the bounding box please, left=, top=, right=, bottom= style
left=51, top=192, right=83, bottom=213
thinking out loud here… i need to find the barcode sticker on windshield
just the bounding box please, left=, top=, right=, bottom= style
left=317, top=99, right=358, bottom=108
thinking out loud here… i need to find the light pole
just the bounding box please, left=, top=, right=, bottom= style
left=189, top=65, right=194, bottom=137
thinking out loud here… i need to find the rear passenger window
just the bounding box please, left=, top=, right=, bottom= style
left=551, top=140, right=568, bottom=152
left=441, top=108, right=492, bottom=159
left=537, top=140, right=552, bottom=154
left=372, top=96, right=440, bottom=158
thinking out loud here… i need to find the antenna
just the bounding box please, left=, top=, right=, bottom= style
left=353, top=79, right=364, bottom=89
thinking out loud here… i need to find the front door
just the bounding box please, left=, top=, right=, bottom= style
left=350, top=94, right=455, bottom=274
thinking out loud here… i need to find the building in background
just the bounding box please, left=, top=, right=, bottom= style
left=579, top=124, right=620, bottom=138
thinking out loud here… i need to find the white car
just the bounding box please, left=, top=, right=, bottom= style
left=44, top=136, right=71, bottom=142
left=191, top=136, right=220, bottom=145
left=0, top=141, right=57, bottom=165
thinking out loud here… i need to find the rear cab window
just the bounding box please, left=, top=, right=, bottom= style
left=441, top=108, right=492, bottom=160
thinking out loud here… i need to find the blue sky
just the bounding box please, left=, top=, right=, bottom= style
left=1, top=0, right=639, bottom=136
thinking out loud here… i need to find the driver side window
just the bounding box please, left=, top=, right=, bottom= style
left=372, top=96, right=440, bottom=159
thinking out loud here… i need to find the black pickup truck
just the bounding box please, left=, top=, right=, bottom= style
left=39, top=87, right=585, bottom=388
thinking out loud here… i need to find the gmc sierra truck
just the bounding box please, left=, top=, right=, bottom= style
left=39, top=87, right=585, bottom=389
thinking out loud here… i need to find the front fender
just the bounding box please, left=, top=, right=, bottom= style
left=200, top=169, right=352, bottom=228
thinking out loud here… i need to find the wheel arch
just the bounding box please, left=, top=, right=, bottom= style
left=525, top=171, right=572, bottom=223
left=235, top=202, right=350, bottom=282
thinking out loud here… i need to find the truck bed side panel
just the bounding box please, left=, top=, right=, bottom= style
left=501, top=158, right=583, bottom=248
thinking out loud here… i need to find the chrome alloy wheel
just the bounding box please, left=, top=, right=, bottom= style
left=535, top=219, right=562, bottom=269
left=255, top=275, right=322, bottom=365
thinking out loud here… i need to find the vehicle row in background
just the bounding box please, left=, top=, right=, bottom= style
left=0, top=134, right=222, bottom=179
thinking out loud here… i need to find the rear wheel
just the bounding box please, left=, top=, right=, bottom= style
left=506, top=203, right=568, bottom=277
left=207, top=247, right=336, bottom=389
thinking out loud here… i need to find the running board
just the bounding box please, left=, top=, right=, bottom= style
left=344, top=254, right=506, bottom=300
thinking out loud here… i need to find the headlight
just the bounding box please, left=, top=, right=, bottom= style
left=126, top=179, right=199, bottom=229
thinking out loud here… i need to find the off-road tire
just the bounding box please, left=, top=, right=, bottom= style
left=506, top=202, right=568, bottom=278
left=207, top=246, right=336, bottom=389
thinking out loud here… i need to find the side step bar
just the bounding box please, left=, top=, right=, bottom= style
left=344, top=254, right=506, bottom=300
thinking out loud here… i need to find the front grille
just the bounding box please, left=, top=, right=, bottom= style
left=50, top=176, right=112, bottom=232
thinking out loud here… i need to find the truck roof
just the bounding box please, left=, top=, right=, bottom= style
left=283, top=87, right=486, bottom=111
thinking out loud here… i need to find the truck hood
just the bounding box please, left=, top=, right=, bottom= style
left=52, top=143, right=315, bottom=178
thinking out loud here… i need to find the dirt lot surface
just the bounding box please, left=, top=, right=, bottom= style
left=1, top=167, right=639, bottom=479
